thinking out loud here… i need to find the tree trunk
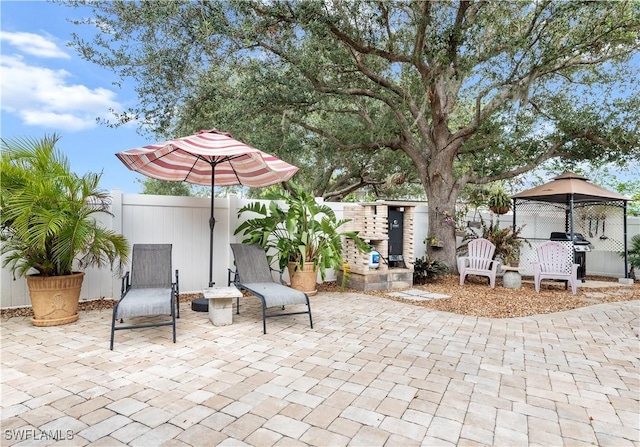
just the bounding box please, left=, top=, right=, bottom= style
left=425, top=181, right=459, bottom=273
left=421, top=130, right=463, bottom=273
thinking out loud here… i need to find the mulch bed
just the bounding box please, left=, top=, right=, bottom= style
left=383, top=275, right=638, bottom=318
left=316, top=274, right=638, bottom=318
left=2, top=275, right=637, bottom=320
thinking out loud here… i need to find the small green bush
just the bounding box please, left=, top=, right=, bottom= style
left=413, top=257, right=449, bottom=284
left=620, top=234, right=640, bottom=278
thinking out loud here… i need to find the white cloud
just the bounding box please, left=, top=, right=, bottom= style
left=0, top=53, right=121, bottom=132
left=20, top=110, right=93, bottom=132
left=0, top=31, right=71, bottom=59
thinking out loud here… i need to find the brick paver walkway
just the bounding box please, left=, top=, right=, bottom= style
left=1, top=292, right=638, bottom=446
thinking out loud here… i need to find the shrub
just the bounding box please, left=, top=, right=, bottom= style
left=479, top=215, right=528, bottom=260
left=413, top=257, right=449, bottom=284
left=620, top=234, right=640, bottom=278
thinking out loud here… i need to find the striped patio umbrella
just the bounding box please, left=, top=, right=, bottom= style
left=116, top=129, right=299, bottom=288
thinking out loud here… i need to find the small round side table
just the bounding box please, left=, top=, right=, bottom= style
left=502, top=265, right=524, bottom=289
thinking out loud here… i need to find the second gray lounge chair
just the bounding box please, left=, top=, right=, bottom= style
left=229, top=243, right=313, bottom=334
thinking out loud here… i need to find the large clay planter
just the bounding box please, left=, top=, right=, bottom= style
left=287, top=262, right=318, bottom=296
left=26, top=272, right=84, bottom=326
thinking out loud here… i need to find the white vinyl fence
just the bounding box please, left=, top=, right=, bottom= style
left=2, top=190, right=638, bottom=308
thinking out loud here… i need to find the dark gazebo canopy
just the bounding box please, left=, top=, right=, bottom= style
left=512, top=172, right=632, bottom=279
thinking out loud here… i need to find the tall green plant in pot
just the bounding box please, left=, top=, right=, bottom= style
left=1, top=135, right=130, bottom=326
left=234, top=182, right=369, bottom=295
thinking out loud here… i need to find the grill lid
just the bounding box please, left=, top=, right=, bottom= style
left=549, top=232, right=590, bottom=244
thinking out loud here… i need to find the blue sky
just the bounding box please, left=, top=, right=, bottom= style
left=1, top=0, right=149, bottom=193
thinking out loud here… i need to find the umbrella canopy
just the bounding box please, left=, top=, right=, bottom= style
left=116, top=129, right=299, bottom=287
left=116, top=129, right=299, bottom=187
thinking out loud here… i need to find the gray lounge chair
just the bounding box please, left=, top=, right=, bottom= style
left=110, top=244, right=179, bottom=350
left=229, top=243, right=313, bottom=334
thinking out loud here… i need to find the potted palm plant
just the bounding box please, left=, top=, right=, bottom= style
left=234, top=181, right=369, bottom=295
left=1, top=135, right=130, bottom=326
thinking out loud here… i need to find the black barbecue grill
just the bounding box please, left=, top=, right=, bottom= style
left=549, top=232, right=591, bottom=282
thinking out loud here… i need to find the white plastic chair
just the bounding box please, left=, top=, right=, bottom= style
left=532, top=241, right=579, bottom=294
left=458, top=238, right=500, bottom=288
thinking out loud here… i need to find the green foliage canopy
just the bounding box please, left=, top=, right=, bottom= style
left=66, top=0, right=640, bottom=268
left=138, top=178, right=193, bottom=196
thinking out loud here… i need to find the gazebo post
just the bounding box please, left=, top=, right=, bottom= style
left=568, top=194, right=575, bottom=240
left=623, top=204, right=629, bottom=279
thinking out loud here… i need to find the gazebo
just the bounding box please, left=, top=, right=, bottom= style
left=511, top=172, right=631, bottom=280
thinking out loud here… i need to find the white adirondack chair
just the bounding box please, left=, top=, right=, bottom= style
left=458, top=238, right=500, bottom=288
left=532, top=241, right=579, bottom=294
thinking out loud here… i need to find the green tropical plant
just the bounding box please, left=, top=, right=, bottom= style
left=413, top=256, right=449, bottom=285
left=1, top=135, right=130, bottom=278
left=620, top=234, right=640, bottom=273
left=463, top=185, right=491, bottom=224
left=477, top=216, right=529, bottom=261
left=504, top=249, right=520, bottom=266
left=487, top=185, right=512, bottom=214
left=234, top=181, right=369, bottom=281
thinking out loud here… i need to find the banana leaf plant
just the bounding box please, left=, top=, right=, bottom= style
left=234, top=181, right=369, bottom=281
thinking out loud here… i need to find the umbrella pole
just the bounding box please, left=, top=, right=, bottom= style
left=209, top=167, right=216, bottom=287
left=191, top=167, right=216, bottom=312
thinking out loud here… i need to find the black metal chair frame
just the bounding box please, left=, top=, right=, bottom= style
left=229, top=243, right=313, bottom=334
left=110, top=244, right=180, bottom=350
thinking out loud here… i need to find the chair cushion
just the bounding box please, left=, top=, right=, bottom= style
left=116, top=287, right=173, bottom=319
left=242, top=283, right=307, bottom=307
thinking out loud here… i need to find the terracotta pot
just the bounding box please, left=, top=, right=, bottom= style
left=287, top=262, right=318, bottom=296
left=26, top=272, right=84, bottom=326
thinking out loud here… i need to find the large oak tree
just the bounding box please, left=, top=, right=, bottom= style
left=67, top=0, right=640, bottom=269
